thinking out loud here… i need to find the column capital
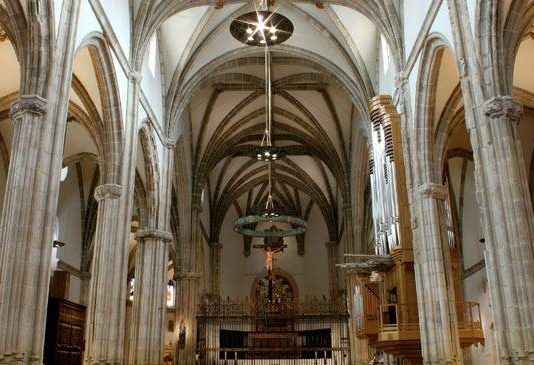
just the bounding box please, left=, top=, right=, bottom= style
left=484, top=96, right=522, bottom=123
left=416, top=182, right=448, bottom=200
left=135, top=229, right=173, bottom=242
left=94, top=183, right=122, bottom=201
left=10, top=95, right=47, bottom=119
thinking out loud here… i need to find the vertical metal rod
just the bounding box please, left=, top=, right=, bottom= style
left=264, top=45, right=272, bottom=147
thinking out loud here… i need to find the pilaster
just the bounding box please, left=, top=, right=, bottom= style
left=175, top=272, right=201, bottom=365
left=128, top=229, right=173, bottom=365
left=412, top=182, right=462, bottom=364
left=209, top=242, right=222, bottom=297
left=325, top=241, right=338, bottom=301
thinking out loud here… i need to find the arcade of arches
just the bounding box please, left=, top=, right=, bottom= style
left=0, top=1, right=533, bottom=364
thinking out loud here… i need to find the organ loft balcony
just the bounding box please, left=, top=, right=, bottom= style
left=341, top=250, right=484, bottom=363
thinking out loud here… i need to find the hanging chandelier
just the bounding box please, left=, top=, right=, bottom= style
left=231, top=3, right=306, bottom=238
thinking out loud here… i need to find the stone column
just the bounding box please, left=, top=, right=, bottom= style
left=175, top=272, right=201, bottom=365
left=128, top=229, right=173, bottom=365
left=475, top=97, right=534, bottom=363
left=209, top=242, right=222, bottom=298
left=325, top=241, right=338, bottom=301
left=446, top=0, right=534, bottom=360
left=84, top=184, right=124, bottom=364
left=0, top=96, right=51, bottom=365
left=412, top=183, right=462, bottom=364
left=0, top=2, right=81, bottom=362
left=84, top=72, right=142, bottom=364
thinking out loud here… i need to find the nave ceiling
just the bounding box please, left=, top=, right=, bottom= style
left=160, top=1, right=388, bottom=250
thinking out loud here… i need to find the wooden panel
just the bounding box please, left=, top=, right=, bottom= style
left=44, top=297, right=86, bottom=365
left=50, top=271, right=70, bottom=299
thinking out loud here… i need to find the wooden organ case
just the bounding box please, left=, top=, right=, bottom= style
left=342, top=95, right=424, bottom=363
left=366, top=95, right=420, bottom=361
left=342, top=96, right=484, bottom=364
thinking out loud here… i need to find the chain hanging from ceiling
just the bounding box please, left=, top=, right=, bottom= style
left=231, top=4, right=306, bottom=238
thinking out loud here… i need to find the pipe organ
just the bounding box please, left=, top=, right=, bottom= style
left=341, top=96, right=483, bottom=364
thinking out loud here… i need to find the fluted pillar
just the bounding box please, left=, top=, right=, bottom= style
left=0, top=97, right=52, bottom=365
left=475, top=97, right=534, bottom=363
left=84, top=184, right=124, bottom=364
left=175, top=272, right=201, bottom=365
left=84, top=70, right=142, bottom=364
left=0, top=1, right=81, bottom=362
left=412, top=183, right=462, bottom=364
left=325, top=241, right=338, bottom=301
left=209, top=242, right=222, bottom=297
left=128, top=229, right=172, bottom=365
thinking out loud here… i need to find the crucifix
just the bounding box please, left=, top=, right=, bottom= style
left=253, top=227, right=286, bottom=302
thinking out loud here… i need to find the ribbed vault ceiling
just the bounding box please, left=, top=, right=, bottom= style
left=189, top=51, right=356, bottom=242
left=160, top=2, right=384, bottom=245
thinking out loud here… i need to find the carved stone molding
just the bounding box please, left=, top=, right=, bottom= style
left=129, top=70, right=143, bottom=84
left=135, top=229, right=173, bottom=242
left=176, top=271, right=201, bottom=280
left=94, top=183, right=122, bottom=201
left=417, top=182, right=448, bottom=200
left=10, top=95, right=47, bottom=119
left=483, top=96, right=523, bottom=124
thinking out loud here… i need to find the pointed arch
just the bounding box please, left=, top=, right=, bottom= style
left=75, top=32, right=124, bottom=184
left=413, top=33, right=454, bottom=185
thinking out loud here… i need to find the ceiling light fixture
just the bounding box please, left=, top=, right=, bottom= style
left=230, top=9, right=293, bottom=47
left=231, top=3, right=305, bottom=238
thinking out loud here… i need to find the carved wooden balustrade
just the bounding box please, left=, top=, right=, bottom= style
left=456, top=301, right=485, bottom=346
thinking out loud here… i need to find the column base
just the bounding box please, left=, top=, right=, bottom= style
left=498, top=352, right=534, bottom=365
left=83, top=358, right=121, bottom=365
left=0, top=353, right=42, bottom=365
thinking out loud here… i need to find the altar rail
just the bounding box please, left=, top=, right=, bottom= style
left=198, top=297, right=348, bottom=318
